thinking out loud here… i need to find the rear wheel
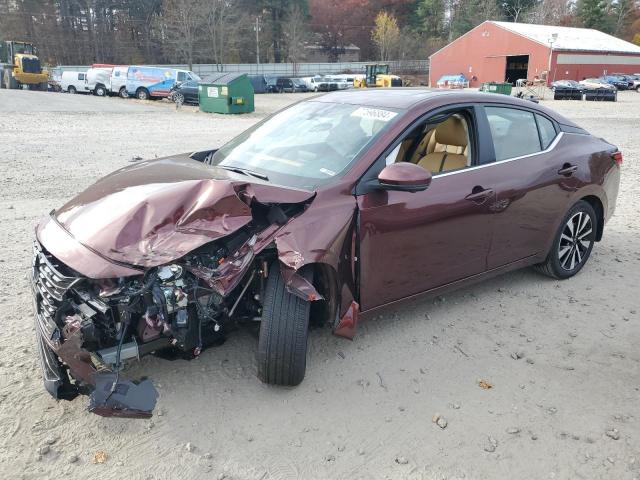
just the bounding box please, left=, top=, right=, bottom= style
left=257, top=264, right=311, bottom=386
left=535, top=200, right=597, bottom=279
left=136, top=88, right=149, bottom=100
left=94, top=85, right=106, bottom=96
left=68, top=85, right=76, bottom=94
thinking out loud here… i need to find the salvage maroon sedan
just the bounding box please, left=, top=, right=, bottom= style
left=32, top=89, right=621, bottom=417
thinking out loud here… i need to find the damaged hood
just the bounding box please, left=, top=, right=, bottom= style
left=37, top=155, right=314, bottom=275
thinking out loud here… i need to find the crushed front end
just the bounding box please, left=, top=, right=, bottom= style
left=29, top=155, right=358, bottom=417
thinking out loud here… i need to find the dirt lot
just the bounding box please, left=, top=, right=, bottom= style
left=0, top=88, right=638, bottom=480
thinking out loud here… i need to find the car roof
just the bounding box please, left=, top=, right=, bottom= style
left=312, top=88, right=579, bottom=128
left=313, top=88, right=451, bottom=109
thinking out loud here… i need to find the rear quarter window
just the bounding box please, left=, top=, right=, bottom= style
left=536, top=115, right=557, bottom=149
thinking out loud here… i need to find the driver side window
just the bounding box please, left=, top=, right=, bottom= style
left=385, top=111, right=474, bottom=174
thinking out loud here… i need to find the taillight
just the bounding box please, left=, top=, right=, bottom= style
left=611, top=151, right=623, bottom=166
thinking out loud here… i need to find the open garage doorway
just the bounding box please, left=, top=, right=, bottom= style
left=505, top=55, right=529, bottom=84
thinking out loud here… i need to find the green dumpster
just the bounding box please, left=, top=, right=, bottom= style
left=480, top=82, right=513, bottom=95
left=199, top=73, right=254, bottom=114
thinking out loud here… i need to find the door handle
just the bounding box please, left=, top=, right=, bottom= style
left=465, top=187, right=494, bottom=202
left=558, top=164, right=578, bottom=176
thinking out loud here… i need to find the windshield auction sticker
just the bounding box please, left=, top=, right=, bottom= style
left=350, top=107, right=398, bottom=122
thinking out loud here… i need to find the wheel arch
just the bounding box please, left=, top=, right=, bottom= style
left=580, top=194, right=604, bottom=241
left=298, top=262, right=340, bottom=328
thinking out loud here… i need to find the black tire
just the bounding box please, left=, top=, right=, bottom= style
left=68, top=85, right=76, bottom=94
left=535, top=200, right=597, bottom=279
left=95, top=85, right=106, bottom=96
left=5, top=70, right=18, bottom=89
left=136, top=88, right=149, bottom=100
left=119, top=87, right=128, bottom=98
left=39, top=82, right=48, bottom=91
left=257, top=264, right=311, bottom=386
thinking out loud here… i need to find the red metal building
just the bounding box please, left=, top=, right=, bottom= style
left=429, top=21, right=640, bottom=87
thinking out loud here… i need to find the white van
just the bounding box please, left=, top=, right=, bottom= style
left=84, top=65, right=129, bottom=97
left=110, top=66, right=128, bottom=97
left=85, top=67, right=112, bottom=96
left=61, top=71, right=88, bottom=94
left=126, top=66, right=200, bottom=99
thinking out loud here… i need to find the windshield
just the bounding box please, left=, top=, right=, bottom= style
left=210, top=101, right=401, bottom=190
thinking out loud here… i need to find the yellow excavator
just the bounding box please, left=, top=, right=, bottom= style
left=353, top=64, right=402, bottom=88
left=0, top=41, right=49, bottom=90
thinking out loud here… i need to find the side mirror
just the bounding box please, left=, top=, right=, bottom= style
left=377, top=162, right=432, bottom=192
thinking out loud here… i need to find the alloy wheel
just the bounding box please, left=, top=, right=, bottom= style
left=558, top=211, right=593, bottom=271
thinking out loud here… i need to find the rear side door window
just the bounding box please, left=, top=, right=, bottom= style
left=485, top=107, right=541, bottom=161
left=177, top=71, right=186, bottom=82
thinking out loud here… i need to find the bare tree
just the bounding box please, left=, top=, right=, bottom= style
left=611, top=0, right=635, bottom=36
left=526, top=0, right=575, bottom=25
left=161, top=0, right=201, bottom=70
left=501, top=0, right=537, bottom=22
left=283, top=3, right=307, bottom=64
left=202, top=0, right=235, bottom=70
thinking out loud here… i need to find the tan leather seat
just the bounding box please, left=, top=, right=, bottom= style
left=416, top=116, right=469, bottom=173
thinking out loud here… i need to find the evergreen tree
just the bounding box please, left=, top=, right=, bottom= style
left=577, top=0, right=607, bottom=30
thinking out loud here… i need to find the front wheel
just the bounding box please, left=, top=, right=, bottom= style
left=95, top=85, right=106, bottom=96
left=257, top=264, right=311, bottom=386
left=535, top=200, right=597, bottom=279
left=119, top=87, right=128, bottom=98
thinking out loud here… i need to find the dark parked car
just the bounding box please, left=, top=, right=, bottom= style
left=276, top=77, right=308, bottom=93
left=169, top=80, right=199, bottom=105
left=600, top=75, right=631, bottom=90
left=612, top=74, right=640, bottom=91
left=32, top=90, right=621, bottom=417
left=551, top=80, right=584, bottom=100
left=264, top=75, right=278, bottom=93
left=248, top=74, right=268, bottom=93
left=551, top=80, right=583, bottom=91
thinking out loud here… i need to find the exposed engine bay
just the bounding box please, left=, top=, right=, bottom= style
left=33, top=231, right=272, bottom=417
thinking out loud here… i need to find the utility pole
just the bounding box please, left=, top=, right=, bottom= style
left=547, top=33, right=557, bottom=86
left=254, top=16, right=261, bottom=66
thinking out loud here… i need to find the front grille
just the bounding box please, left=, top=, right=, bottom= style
left=21, top=57, right=41, bottom=74
left=31, top=241, right=82, bottom=341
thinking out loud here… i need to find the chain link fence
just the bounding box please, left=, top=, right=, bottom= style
left=53, top=60, right=429, bottom=78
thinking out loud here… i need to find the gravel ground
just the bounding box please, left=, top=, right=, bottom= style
left=0, top=88, right=638, bottom=480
